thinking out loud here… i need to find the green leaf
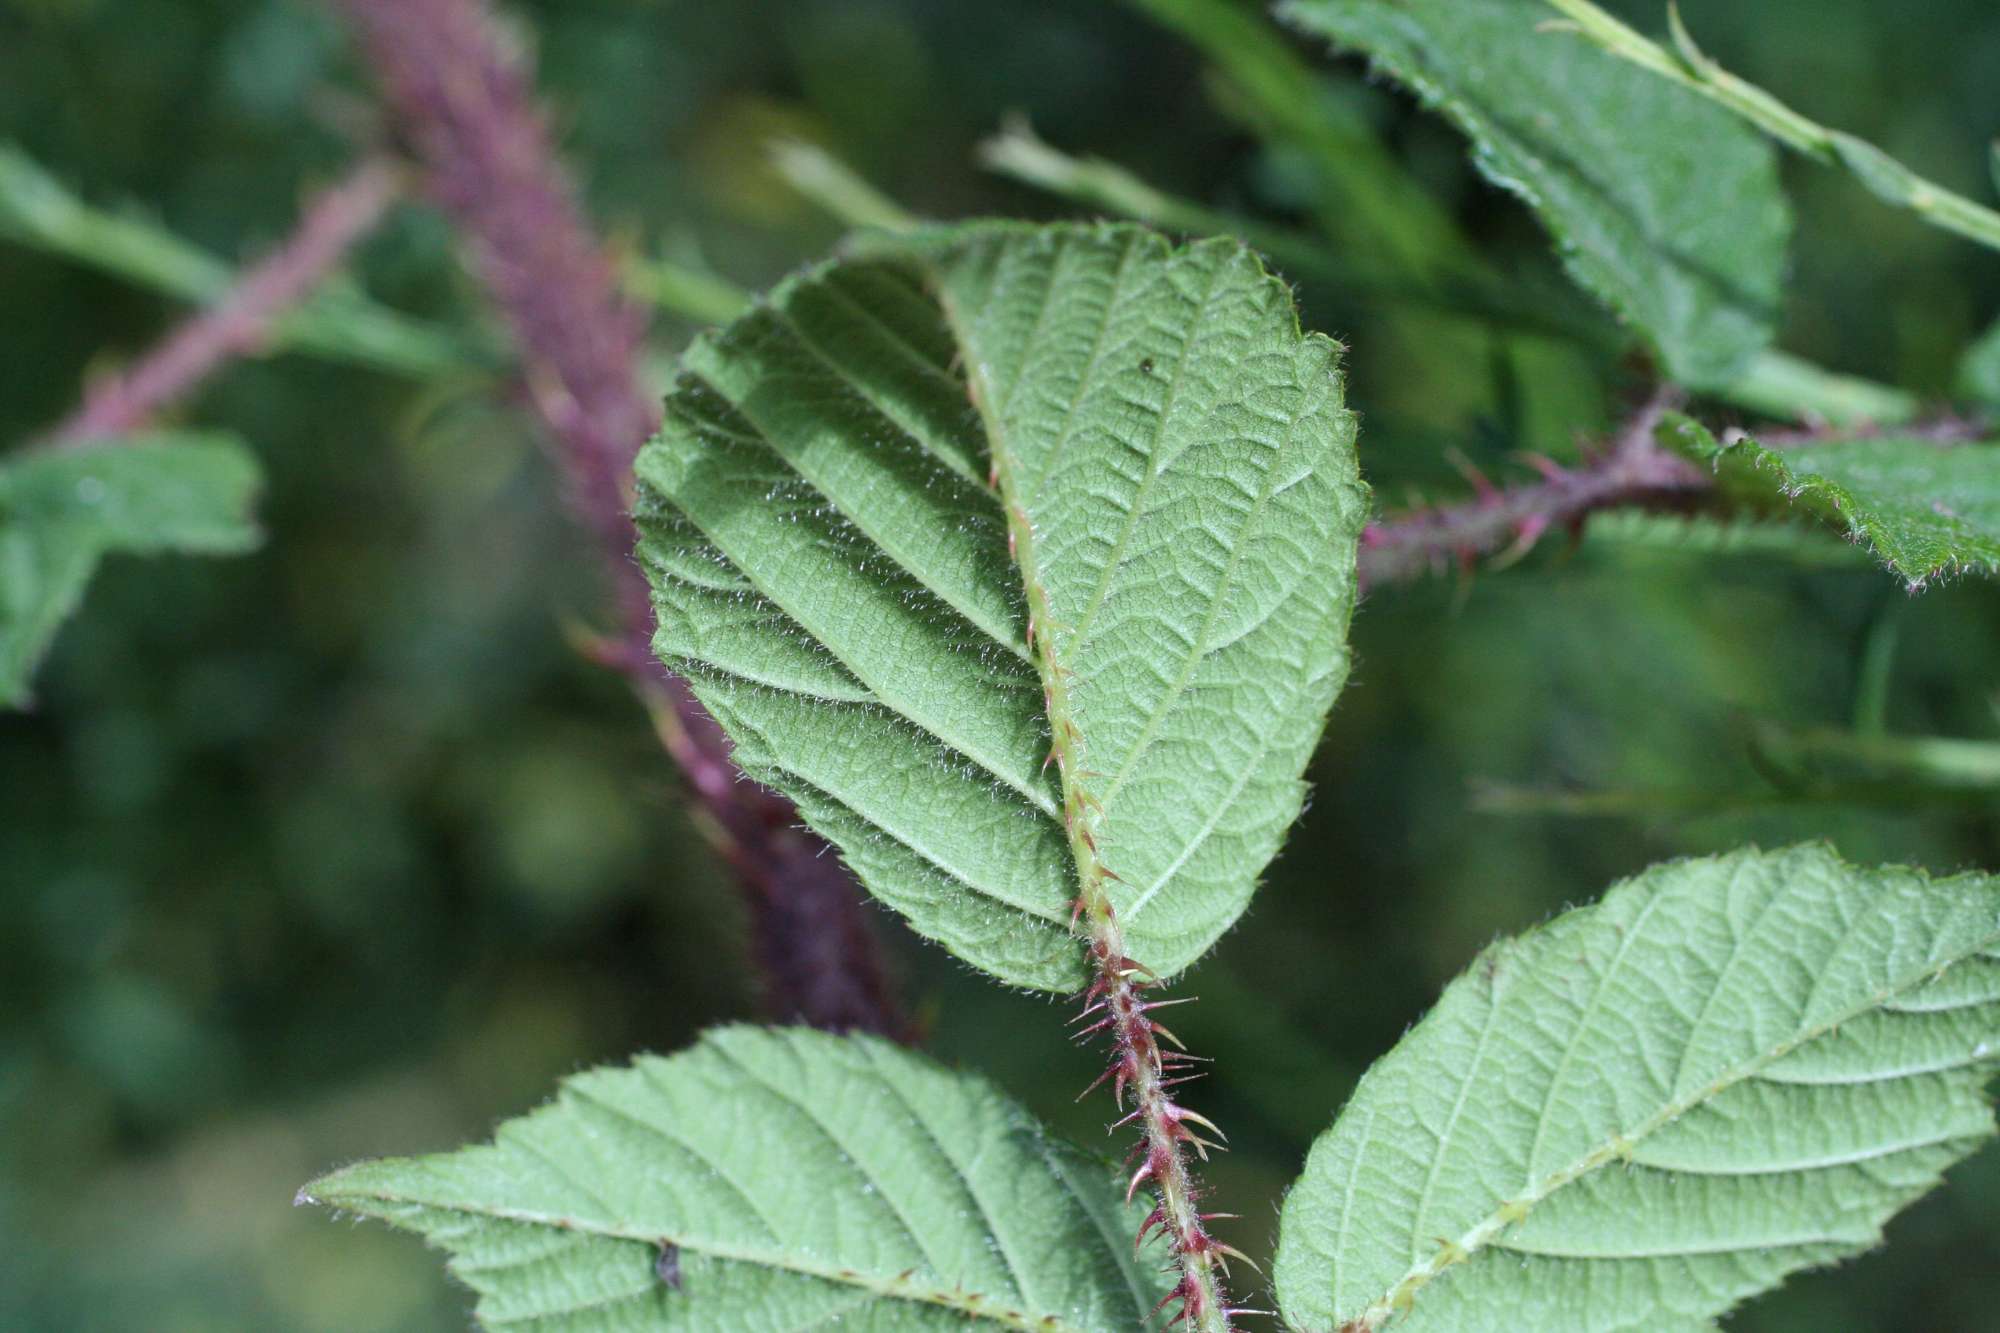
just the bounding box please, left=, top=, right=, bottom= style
left=633, top=221, right=1366, bottom=990
left=1577, top=510, right=1871, bottom=569
left=1273, top=844, right=2000, bottom=1332
left=304, top=1025, right=1171, bottom=1331
left=0, top=433, right=261, bottom=708
left=1659, top=415, right=2000, bottom=587
left=1957, top=314, right=2000, bottom=409
left=1124, top=0, right=1475, bottom=287
left=1280, top=0, right=1791, bottom=388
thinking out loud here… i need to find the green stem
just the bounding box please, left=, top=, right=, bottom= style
left=621, top=254, right=751, bottom=325
left=1752, top=720, right=2000, bottom=793
left=1851, top=595, right=1906, bottom=736
left=1542, top=0, right=2000, bottom=254
left=769, top=140, right=918, bottom=234
left=1721, top=349, right=1921, bottom=426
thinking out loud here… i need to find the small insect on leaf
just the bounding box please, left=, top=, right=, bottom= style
left=656, top=1242, right=682, bottom=1290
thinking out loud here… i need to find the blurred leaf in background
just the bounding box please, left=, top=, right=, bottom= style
left=1, top=433, right=262, bottom=707
left=4, top=0, right=2000, bottom=1330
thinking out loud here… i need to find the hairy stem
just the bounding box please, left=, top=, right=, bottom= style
left=325, top=0, right=904, bottom=1037
left=1542, top=0, right=2000, bottom=255
left=1357, top=395, right=1991, bottom=590
left=1358, top=391, right=1700, bottom=590
left=956, top=345, right=1239, bottom=1331
left=47, top=158, right=401, bottom=444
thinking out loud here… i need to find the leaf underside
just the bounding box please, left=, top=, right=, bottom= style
left=633, top=221, right=1366, bottom=990
left=1279, top=0, right=1790, bottom=388
left=1660, top=416, right=2000, bottom=587
left=305, top=1026, right=1171, bottom=1331
left=1273, top=844, right=2000, bottom=1332
left=0, top=432, right=262, bottom=708
left=1578, top=510, right=1871, bottom=569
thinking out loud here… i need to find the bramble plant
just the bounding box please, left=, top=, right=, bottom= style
left=10, top=0, right=2000, bottom=1330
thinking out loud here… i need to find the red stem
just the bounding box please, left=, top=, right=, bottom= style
left=1356, top=395, right=1993, bottom=591
left=323, top=0, right=904, bottom=1037
left=1357, top=391, right=1702, bottom=590
left=48, top=158, right=401, bottom=445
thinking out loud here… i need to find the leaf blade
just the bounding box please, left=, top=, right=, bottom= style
left=0, top=432, right=262, bottom=708
left=305, top=1026, right=1172, bottom=1331
left=1659, top=415, right=2000, bottom=586
left=1280, top=0, right=1791, bottom=387
left=634, top=221, right=1365, bottom=989
left=1273, top=844, right=2000, bottom=1331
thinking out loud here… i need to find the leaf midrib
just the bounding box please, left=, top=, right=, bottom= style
left=1344, top=917, right=2000, bottom=1329
left=926, top=231, right=1299, bottom=938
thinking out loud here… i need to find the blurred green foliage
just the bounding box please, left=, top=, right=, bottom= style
left=3, top=0, right=1998, bottom=1329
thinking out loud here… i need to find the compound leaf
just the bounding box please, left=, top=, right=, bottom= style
left=1660, top=415, right=2000, bottom=587
left=0, top=432, right=261, bottom=708
left=633, top=221, right=1366, bottom=990
left=1274, top=844, right=2000, bottom=1332
left=1280, top=0, right=1790, bottom=388
left=304, top=1025, right=1170, bottom=1331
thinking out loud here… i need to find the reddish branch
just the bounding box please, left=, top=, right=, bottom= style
left=1357, top=391, right=1704, bottom=591
left=323, top=0, right=903, bottom=1036
left=1077, top=937, right=1249, bottom=1328
left=47, top=158, right=401, bottom=445
left=1356, top=395, right=1997, bottom=592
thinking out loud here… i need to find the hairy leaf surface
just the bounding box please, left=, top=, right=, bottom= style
left=1661, top=416, right=2000, bottom=587
left=1280, top=0, right=1790, bottom=388
left=305, top=1026, right=1171, bottom=1331
left=0, top=432, right=261, bottom=707
left=1273, top=844, right=2000, bottom=1332
left=633, top=221, right=1366, bottom=989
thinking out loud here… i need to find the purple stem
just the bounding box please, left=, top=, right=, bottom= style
left=1358, top=391, right=1705, bottom=590
left=1358, top=396, right=1995, bottom=590
left=324, top=0, right=905, bottom=1037
left=48, top=158, right=401, bottom=445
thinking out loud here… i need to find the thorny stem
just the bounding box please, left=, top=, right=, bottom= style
left=959, top=347, right=1239, bottom=1331
left=47, top=158, right=402, bottom=444
left=1358, top=390, right=1699, bottom=590
left=1542, top=0, right=2000, bottom=256
left=324, top=0, right=904, bottom=1036
left=1357, top=394, right=1992, bottom=591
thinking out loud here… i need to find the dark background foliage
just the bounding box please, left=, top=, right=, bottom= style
left=3, top=0, right=1998, bottom=1328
